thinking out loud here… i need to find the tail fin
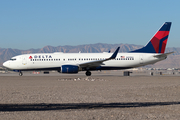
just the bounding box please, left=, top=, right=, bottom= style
left=131, top=22, right=172, bottom=53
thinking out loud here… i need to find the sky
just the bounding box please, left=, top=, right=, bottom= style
left=0, top=0, right=180, bottom=50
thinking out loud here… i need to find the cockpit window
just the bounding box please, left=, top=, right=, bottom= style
left=10, top=58, right=16, bottom=61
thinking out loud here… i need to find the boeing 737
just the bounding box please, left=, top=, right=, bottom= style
left=3, top=22, right=173, bottom=76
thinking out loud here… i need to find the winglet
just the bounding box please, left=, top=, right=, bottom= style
left=109, top=47, right=120, bottom=59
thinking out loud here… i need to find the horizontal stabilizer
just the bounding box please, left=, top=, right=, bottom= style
left=154, top=52, right=174, bottom=58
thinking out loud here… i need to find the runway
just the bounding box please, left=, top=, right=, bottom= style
left=0, top=71, right=180, bottom=119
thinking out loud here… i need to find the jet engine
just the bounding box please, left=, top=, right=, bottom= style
left=61, top=65, right=79, bottom=73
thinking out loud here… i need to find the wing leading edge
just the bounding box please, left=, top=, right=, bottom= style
left=79, top=47, right=120, bottom=68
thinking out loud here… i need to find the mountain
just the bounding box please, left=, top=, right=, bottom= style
left=0, top=43, right=179, bottom=68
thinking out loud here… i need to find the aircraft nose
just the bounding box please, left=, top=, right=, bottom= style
left=3, top=61, right=9, bottom=68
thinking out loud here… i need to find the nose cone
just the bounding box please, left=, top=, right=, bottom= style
left=3, top=61, right=9, bottom=68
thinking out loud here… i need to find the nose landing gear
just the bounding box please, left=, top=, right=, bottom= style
left=85, top=71, right=91, bottom=76
left=19, top=71, right=23, bottom=76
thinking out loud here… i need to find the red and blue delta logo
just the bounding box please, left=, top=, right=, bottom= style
left=29, top=56, right=33, bottom=59
left=29, top=55, right=52, bottom=59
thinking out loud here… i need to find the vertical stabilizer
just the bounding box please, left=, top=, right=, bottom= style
left=131, top=22, right=171, bottom=53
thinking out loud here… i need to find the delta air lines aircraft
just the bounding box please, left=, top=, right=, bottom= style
left=3, top=22, right=173, bottom=76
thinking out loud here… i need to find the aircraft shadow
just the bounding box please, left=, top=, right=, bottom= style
left=0, top=102, right=180, bottom=112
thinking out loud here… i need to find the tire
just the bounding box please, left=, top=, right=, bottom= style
left=86, top=71, right=91, bottom=76
left=19, top=72, right=23, bottom=76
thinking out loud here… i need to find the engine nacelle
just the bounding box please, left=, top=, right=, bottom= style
left=61, top=65, right=79, bottom=73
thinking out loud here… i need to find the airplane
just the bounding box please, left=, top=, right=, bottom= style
left=3, top=22, right=173, bottom=76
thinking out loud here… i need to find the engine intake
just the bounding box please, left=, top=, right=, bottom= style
left=61, top=65, right=79, bottom=73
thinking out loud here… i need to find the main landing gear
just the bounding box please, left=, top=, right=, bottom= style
left=19, top=71, right=23, bottom=76
left=85, top=70, right=91, bottom=76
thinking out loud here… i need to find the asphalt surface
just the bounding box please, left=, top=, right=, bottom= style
left=0, top=71, right=180, bottom=120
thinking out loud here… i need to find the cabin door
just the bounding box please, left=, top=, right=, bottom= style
left=22, top=56, right=27, bottom=65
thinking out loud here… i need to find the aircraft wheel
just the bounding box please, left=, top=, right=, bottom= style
left=19, top=72, right=23, bottom=76
left=86, top=71, right=91, bottom=76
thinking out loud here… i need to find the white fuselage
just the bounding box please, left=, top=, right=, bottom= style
left=2, top=22, right=172, bottom=76
left=3, top=52, right=165, bottom=71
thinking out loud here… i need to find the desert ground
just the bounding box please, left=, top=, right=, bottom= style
left=0, top=71, right=180, bottom=120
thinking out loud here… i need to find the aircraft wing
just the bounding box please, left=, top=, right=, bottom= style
left=154, top=52, right=174, bottom=58
left=79, top=47, right=120, bottom=68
